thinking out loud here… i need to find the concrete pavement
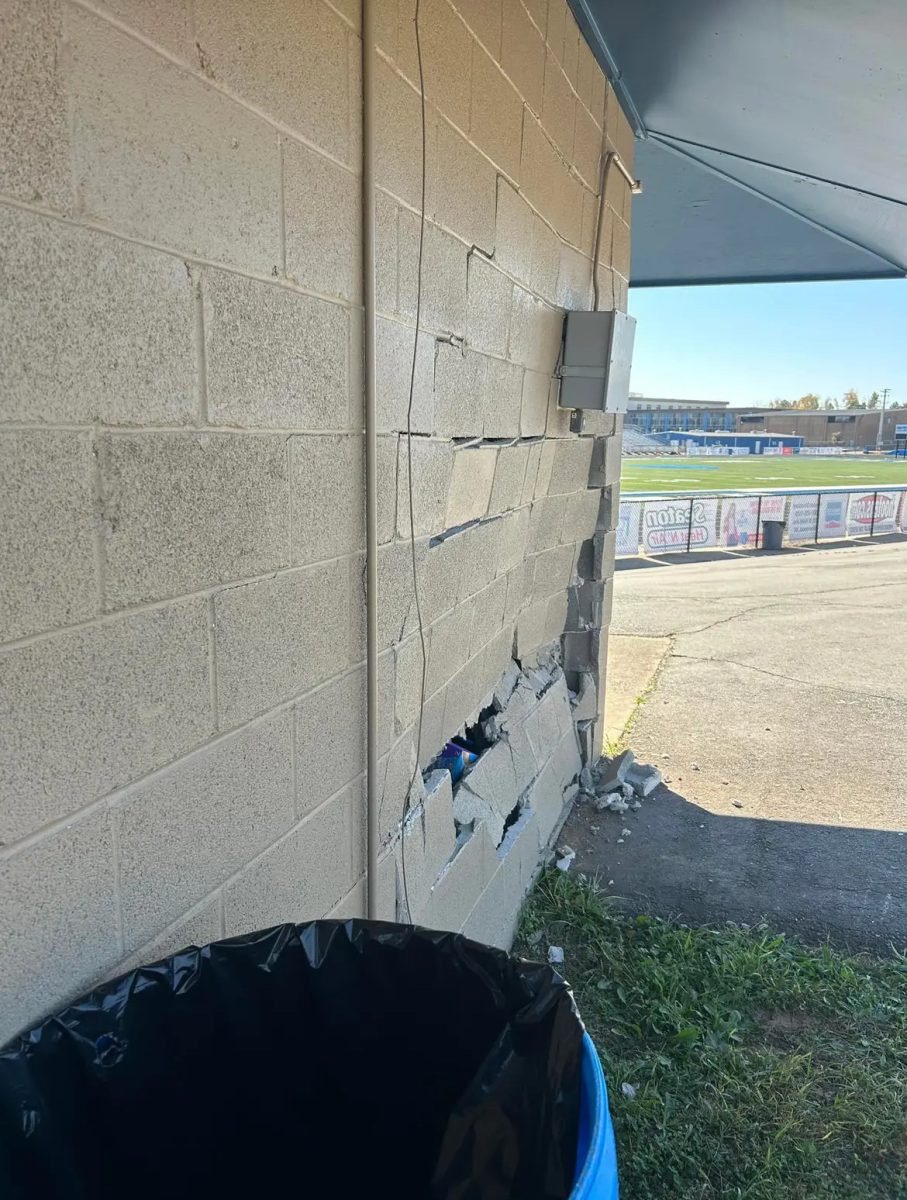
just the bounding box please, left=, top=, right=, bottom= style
left=566, top=540, right=907, bottom=948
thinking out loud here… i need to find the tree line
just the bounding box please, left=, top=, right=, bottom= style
left=769, top=390, right=903, bottom=411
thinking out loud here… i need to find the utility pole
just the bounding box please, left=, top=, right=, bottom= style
left=876, top=388, right=890, bottom=450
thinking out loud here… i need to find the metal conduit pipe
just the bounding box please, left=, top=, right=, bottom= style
left=361, top=0, right=380, bottom=919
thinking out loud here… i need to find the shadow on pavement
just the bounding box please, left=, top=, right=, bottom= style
left=564, top=785, right=907, bottom=953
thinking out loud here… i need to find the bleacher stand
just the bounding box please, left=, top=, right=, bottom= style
left=621, top=427, right=672, bottom=456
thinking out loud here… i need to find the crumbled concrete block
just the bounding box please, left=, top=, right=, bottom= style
left=499, top=677, right=543, bottom=731
left=625, top=762, right=664, bottom=798
left=377, top=727, right=427, bottom=846
left=503, top=717, right=539, bottom=796
left=443, top=651, right=489, bottom=737
left=446, top=444, right=498, bottom=528
left=453, top=740, right=518, bottom=845
left=398, top=769, right=457, bottom=912
left=566, top=579, right=608, bottom=631
left=493, top=660, right=521, bottom=712
left=571, top=673, right=598, bottom=722
left=482, top=623, right=516, bottom=696
left=514, top=599, right=549, bottom=661
left=598, top=749, right=636, bottom=791
left=423, top=822, right=498, bottom=934
left=563, top=628, right=605, bottom=673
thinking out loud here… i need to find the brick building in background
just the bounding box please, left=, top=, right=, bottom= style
left=0, top=0, right=632, bottom=1041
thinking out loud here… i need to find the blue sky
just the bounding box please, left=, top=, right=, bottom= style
left=628, top=279, right=907, bottom=407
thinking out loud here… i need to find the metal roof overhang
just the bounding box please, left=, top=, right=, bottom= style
left=570, top=0, right=907, bottom=285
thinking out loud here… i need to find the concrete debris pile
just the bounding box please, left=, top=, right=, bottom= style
left=578, top=749, right=663, bottom=813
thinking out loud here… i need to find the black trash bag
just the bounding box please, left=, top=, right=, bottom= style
left=0, top=920, right=582, bottom=1200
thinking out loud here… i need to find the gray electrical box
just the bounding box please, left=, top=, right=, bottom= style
left=558, top=310, right=636, bottom=412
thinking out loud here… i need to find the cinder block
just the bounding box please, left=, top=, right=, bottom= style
left=566, top=578, right=608, bottom=631
left=572, top=101, right=602, bottom=191
left=117, top=712, right=295, bottom=950
left=548, top=438, right=594, bottom=495
left=375, top=58, right=436, bottom=209
left=193, top=0, right=350, bottom=161
left=504, top=560, right=530, bottom=622
left=514, top=600, right=549, bottom=661
left=541, top=51, right=575, bottom=159
left=501, top=0, right=545, bottom=114
left=502, top=713, right=538, bottom=796
left=527, top=675, right=570, bottom=762
left=67, top=7, right=280, bottom=273
left=0, top=600, right=212, bottom=844
left=519, top=113, right=579, bottom=245
left=376, top=317, right=435, bottom=433
left=328, top=877, right=367, bottom=921
left=563, top=488, right=603, bottom=543
left=557, top=243, right=594, bottom=310
left=213, top=559, right=351, bottom=728
left=532, top=543, right=576, bottom=601
left=0, top=0, right=69, bottom=210
left=375, top=844, right=399, bottom=922
left=422, top=530, right=468, bottom=624
left=456, top=0, right=503, bottom=54
left=375, top=539, right=426, bottom=648
left=457, top=519, right=504, bottom=597
left=489, top=443, right=531, bottom=517
left=494, top=178, right=533, bottom=282
left=0, top=207, right=196, bottom=425
left=510, top=287, right=562, bottom=375
left=430, top=123, right=496, bottom=251
left=545, top=589, right=570, bottom=643
left=482, top=359, right=524, bottom=439
left=497, top=506, right=531, bottom=574
left=443, top=651, right=490, bottom=738
left=606, top=81, right=636, bottom=172
left=99, top=433, right=288, bottom=606
left=378, top=726, right=425, bottom=846
left=395, top=633, right=427, bottom=735
left=399, top=213, right=468, bottom=335
left=577, top=528, right=617, bottom=578
left=482, top=622, right=516, bottom=695
left=461, top=808, right=539, bottom=951
left=522, top=0, right=547, bottom=32
left=282, top=140, right=360, bottom=301
left=99, top=0, right=194, bottom=58
left=223, top=780, right=359, bottom=938
left=453, top=740, right=518, bottom=845
left=612, top=215, right=631, bottom=280
left=375, top=191, right=398, bottom=315
left=576, top=37, right=600, bottom=116
left=471, top=576, right=507, bottom=654
left=466, top=254, right=512, bottom=357
left=520, top=443, right=542, bottom=504
left=521, top=371, right=550, bottom=437
left=529, top=216, right=561, bottom=303
left=205, top=270, right=348, bottom=428
left=396, top=438, right=453, bottom=537
left=446, top=445, right=498, bottom=527
left=434, top=343, right=486, bottom=438
left=0, top=810, right=119, bottom=1046
left=290, top=434, right=364, bottom=565
left=427, top=599, right=475, bottom=695
left=563, top=627, right=605, bottom=673
left=531, top=751, right=570, bottom=849
left=295, top=666, right=375, bottom=817
left=424, top=822, right=498, bottom=933
left=528, top=494, right=570, bottom=553
left=533, top=439, right=556, bottom=497
left=546, top=0, right=568, bottom=61
left=397, top=0, right=472, bottom=130
left=469, top=44, right=522, bottom=179
left=605, top=433, right=623, bottom=485
left=418, top=687, right=448, bottom=768
left=0, top=433, right=96, bottom=642
left=113, top=896, right=223, bottom=975
left=398, top=769, right=457, bottom=914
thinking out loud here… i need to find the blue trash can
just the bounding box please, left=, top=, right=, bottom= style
left=572, top=1032, right=619, bottom=1198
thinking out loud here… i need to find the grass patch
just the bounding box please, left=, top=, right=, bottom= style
left=517, top=872, right=907, bottom=1200
left=621, top=454, right=907, bottom=494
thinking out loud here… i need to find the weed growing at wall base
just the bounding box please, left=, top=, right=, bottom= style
left=517, top=872, right=907, bottom=1200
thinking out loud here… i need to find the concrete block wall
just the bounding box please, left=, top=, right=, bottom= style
left=0, top=0, right=632, bottom=1042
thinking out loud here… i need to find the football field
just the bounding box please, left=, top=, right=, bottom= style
left=622, top=454, right=907, bottom=493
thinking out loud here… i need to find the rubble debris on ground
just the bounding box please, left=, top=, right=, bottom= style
left=548, top=945, right=565, bottom=965
left=555, top=845, right=576, bottom=871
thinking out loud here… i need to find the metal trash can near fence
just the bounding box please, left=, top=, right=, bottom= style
left=762, top=519, right=786, bottom=551
left=0, top=921, right=619, bottom=1200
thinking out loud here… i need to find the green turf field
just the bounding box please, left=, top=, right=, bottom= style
left=622, top=454, right=907, bottom=493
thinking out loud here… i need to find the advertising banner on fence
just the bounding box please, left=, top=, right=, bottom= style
left=817, top=493, right=848, bottom=538
left=718, top=495, right=788, bottom=547
left=846, top=491, right=900, bottom=535
left=642, top=498, right=719, bottom=552
left=787, top=493, right=820, bottom=541
left=616, top=502, right=642, bottom=555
